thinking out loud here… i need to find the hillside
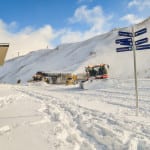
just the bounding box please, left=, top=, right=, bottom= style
left=0, top=17, right=150, bottom=84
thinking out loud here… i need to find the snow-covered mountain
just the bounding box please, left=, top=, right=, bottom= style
left=0, top=17, right=150, bottom=83
left=1, top=17, right=150, bottom=150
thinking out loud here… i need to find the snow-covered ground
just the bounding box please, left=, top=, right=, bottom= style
left=0, top=17, right=150, bottom=150
left=0, top=79, right=150, bottom=150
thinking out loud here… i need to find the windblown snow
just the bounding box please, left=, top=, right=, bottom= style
left=0, top=18, right=150, bottom=150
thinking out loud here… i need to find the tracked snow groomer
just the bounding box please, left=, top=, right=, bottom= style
left=80, top=64, right=109, bottom=89
left=86, top=64, right=109, bottom=79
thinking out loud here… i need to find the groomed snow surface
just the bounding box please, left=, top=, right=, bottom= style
left=0, top=79, right=150, bottom=150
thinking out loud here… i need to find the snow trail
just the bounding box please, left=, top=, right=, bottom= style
left=11, top=79, right=150, bottom=150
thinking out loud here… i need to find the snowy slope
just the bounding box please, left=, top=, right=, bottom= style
left=0, top=17, right=150, bottom=150
left=0, top=17, right=150, bottom=83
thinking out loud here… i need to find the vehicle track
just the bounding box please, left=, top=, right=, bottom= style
left=14, top=84, right=150, bottom=149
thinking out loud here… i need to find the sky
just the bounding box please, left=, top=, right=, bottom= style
left=0, top=0, right=150, bottom=59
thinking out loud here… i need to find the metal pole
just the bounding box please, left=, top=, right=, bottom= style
left=132, top=26, right=139, bottom=116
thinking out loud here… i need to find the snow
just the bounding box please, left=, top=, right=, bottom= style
left=0, top=17, right=150, bottom=84
left=0, top=18, right=150, bottom=149
left=0, top=80, right=150, bottom=149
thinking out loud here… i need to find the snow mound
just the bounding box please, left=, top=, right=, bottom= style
left=81, top=79, right=119, bottom=90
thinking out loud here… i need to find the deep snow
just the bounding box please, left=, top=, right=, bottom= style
left=0, top=79, right=150, bottom=150
left=0, top=17, right=150, bottom=150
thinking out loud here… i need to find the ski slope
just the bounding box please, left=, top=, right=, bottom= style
left=0, top=79, right=150, bottom=150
